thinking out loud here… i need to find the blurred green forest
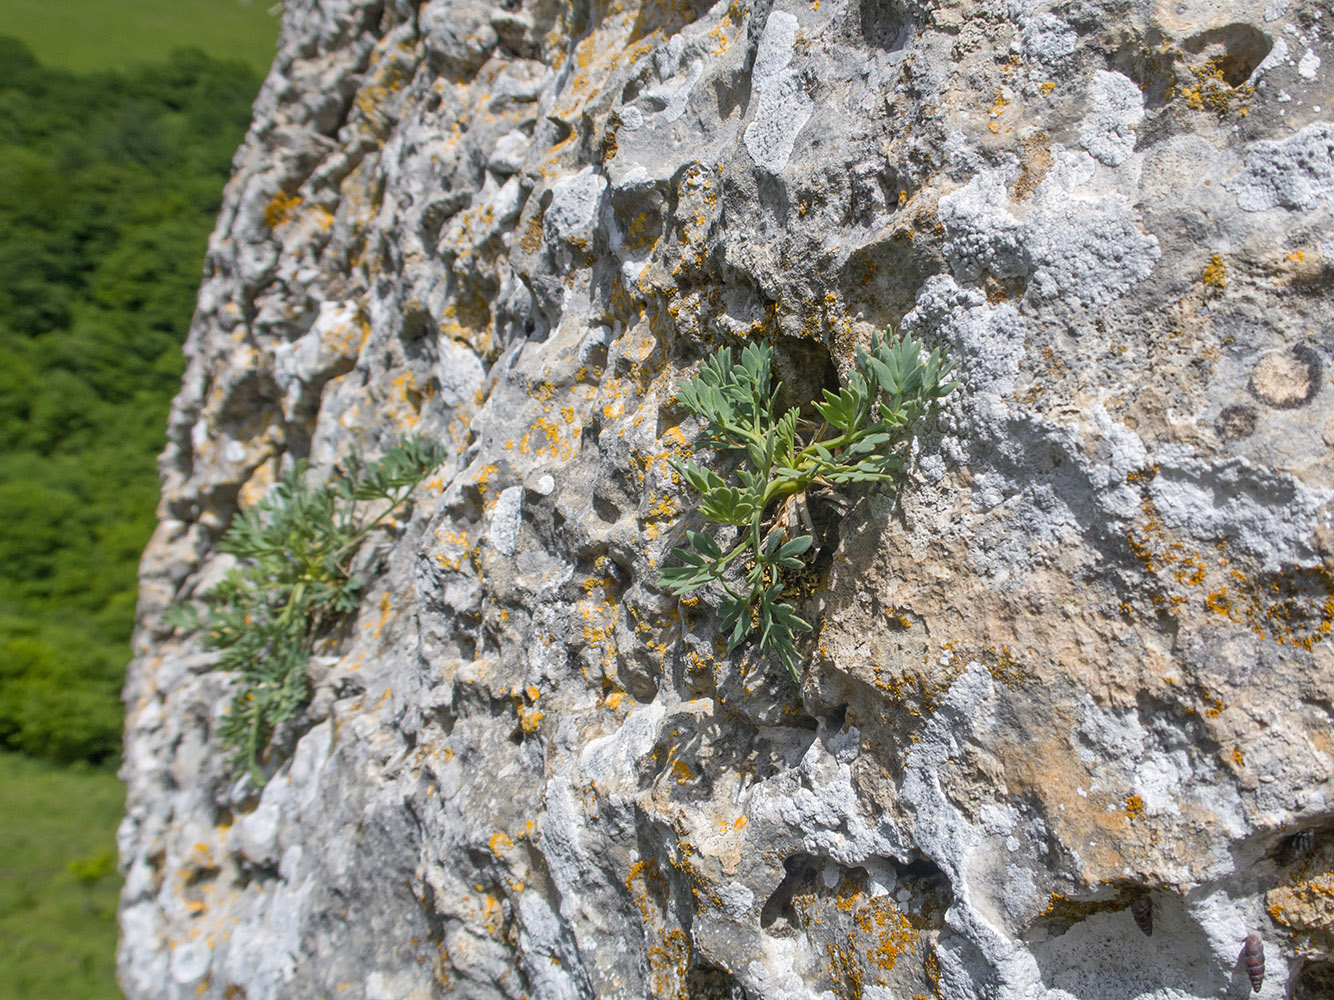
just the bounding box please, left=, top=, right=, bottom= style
left=4, top=0, right=279, bottom=74
left=0, top=27, right=270, bottom=998
left=0, top=6, right=277, bottom=997
left=0, top=37, right=263, bottom=768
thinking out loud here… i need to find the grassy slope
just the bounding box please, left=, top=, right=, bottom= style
left=4, top=0, right=280, bottom=74
left=0, top=753, right=125, bottom=999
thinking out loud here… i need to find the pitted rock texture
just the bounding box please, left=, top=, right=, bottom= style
left=119, top=0, right=1334, bottom=997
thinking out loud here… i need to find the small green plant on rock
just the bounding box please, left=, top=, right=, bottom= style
left=659, top=333, right=957, bottom=680
left=167, top=436, right=445, bottom=782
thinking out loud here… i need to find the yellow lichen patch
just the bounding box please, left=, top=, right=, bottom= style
left=705, top=0, right=745, bottom=56
left=489, top=832, right=514, bottom=857
left=1176, top=56, right=1254, bottom=116
left=374, top=594, right=393, bottom=639
left=987, top=87, right=1011, bottom=134
left=1267, top=873, right=1334, bottom=956
left=479, top=893, right=505, bottom=938
left=511, top=685, right=544, bottom=735
left=351, top=47, right=411, bottom=135
left=624, top=210, right=661, bottom=252
left=1012, top=131, right=1053, bottom=201
left=1124, top=795, right=1145, bottom=820
left=1040, top=889, right=1138, bottom=924
left=580, top=555, right=626, bottom=676
left=835, top=871, right=865, bottom=913
left=519, top=412, right=580, bottom=461
left=519, top=207, right=545, bottom=253
left=671, top=759, right=694, bottom=785
left=472, top=464, right=500, bottom=505
left=237, top=458, right=279, bottom=510
left=625, top=858, right=692, bottom=999
left=433, top=528, right=471, bottom=571
left=1014, top=344, right=1070, bottom=407
left=1203, top=565, right=1334, bottom=650
left=980, top=644, right=1036, bottom=688
left=828, top=894, right=919, bottom=997
left=1203, top=253, right=1228, bottom=290
left=264, top=191, right=302, bottom=229
left=858, top=896, right=916, bottom=975
left=383, top=369, right=434, bottom=428
left=1039, top=81, right=1056, bottom=95
left=1124, top=465, right=1209, bottom=598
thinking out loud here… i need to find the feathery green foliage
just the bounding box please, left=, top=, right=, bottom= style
left=170, top=437, right=445, bottom=782
left=660, top=333, right=957, bottom=680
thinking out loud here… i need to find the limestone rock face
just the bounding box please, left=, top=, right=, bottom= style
left=119, top=0, right=1334, bottom=997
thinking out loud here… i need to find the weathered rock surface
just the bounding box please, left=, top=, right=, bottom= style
left=119, top=0, right=1334, bottom=997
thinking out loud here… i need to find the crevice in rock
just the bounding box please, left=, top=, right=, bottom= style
left=1181, top=23, right=1273, bottom=87
left=760, top=852, right=820, bottom=931
left=235, top=859, right=281, bottom=889
left=1107, top=27, right=1179, bottom=109
left=686, top=959, right=749, bottom=1000
left=1293, top=959, right=1334, bottom=1000
left=854, top=0, right=914, bottom=52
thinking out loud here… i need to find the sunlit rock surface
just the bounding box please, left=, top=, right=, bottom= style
left=119, top=0, right=1334, bottom=997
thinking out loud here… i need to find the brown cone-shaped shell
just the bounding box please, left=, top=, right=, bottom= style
left=1243, top=933, right=1264, bottom=993
left=1130, top=894, right=1153, bottom=936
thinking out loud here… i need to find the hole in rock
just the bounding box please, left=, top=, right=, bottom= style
left=856, top=0, right=913, bottom=51
left=401, top=307, right=433, bottom=348
left=592, top=492, right=622, bottom=526
left=1182, top=23, right=1273, bottom=86
left=686, top=960, right=749, bottom=999
left=185, top=865, right=220, bottom=888
left=1294, top=959, right=1334, bottom=1000
left=771, top=336, right=839, bottom=424
left=580, top=421, right=600, bottom=451
left=235, top=859, right=281, bottom=889
left=761, top=852, right=820, bottom=930
left=892, top=854, right=946, bottom=881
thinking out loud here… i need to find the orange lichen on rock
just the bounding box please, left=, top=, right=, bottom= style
left=1203, top=253, right=1228, bottom=290
left=1267, top=873, right=1334, bottom=956
left=264, top=191, right=303, bottom=229
left=827, top=893, right=919, bottom=998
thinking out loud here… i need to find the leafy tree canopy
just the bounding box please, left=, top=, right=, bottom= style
left=0, top=38, right=261, bottom=765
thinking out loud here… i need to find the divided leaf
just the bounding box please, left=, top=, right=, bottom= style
left=659, top=332, right=958, bottom=682
left=171, top=436, right=446, bottom=783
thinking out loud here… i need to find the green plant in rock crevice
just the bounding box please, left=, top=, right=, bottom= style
left=167, top=436, right=445, bottom=782
left=659, top=333, right=957, bottom=680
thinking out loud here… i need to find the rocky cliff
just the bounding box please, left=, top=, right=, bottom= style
left=118, top=0, right=1334, bottom=997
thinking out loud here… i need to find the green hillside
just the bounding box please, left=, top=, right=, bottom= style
left=0, top=32, right=268, bottom=998
left=0, top=38, right=262, bottom=767
left=3, top=0, right=279, bottom=74
left=0, top=753, right=124, bottom=1000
